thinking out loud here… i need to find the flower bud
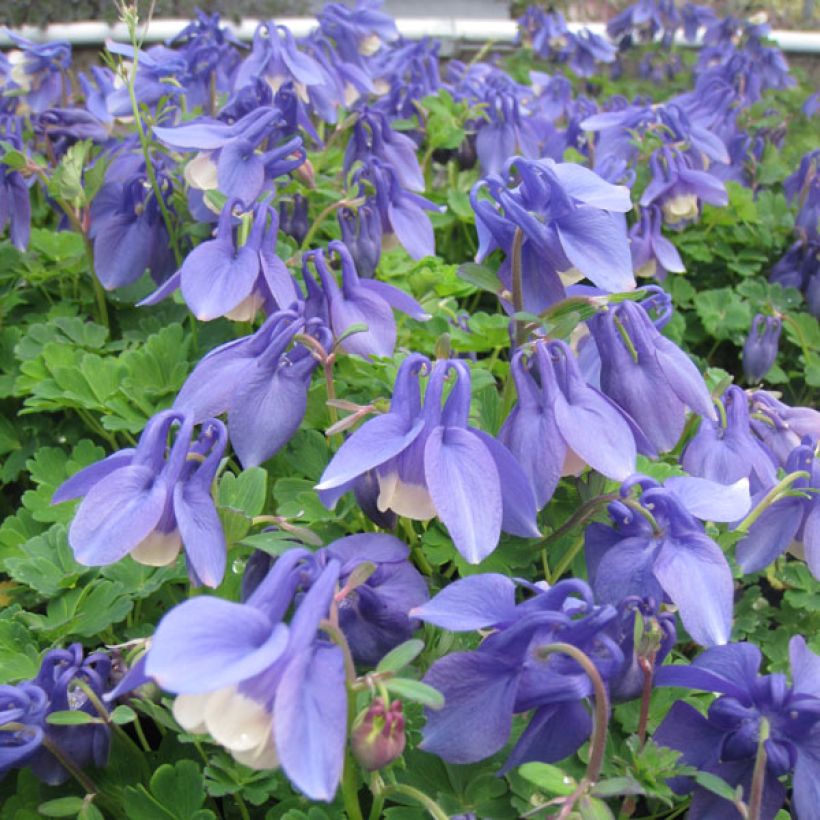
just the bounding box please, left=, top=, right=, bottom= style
left=351, top=698, right=405, bottom=771
left=743, top=314, right=781, bottom=382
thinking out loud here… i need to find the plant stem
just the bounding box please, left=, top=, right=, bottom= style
left=342, top=751, right=365, bottom=820
left=747, top=717, right=769, bottom=820
left=368, top=773, right=386, bottom=820
left=511, top=227, right=526, bottom=347
left=301, top=198, right=355, bottom=251
left=234, top=792, right=251, bottom=820
left=536, top=494, right=617, bottom=582
left=381, top=783, right=449, bottom=820
left=736, top=471, right=811, bottom=532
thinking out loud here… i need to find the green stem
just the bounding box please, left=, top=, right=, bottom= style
left=123, top=17, right=182, bottom=266
left=536, top=495, right=617, bottom=582
left=381, top=783, right=449, bottom=820
left=342, top=751, right=365, bottom=820
left=368, top=773, right=386, bottom=820
left=234, top=793, right=251, bottom=820
left=746, top=717, right=770, bottom=820
left=736, top=471, right=811, bottom=532
left=300, top=198, right=354, bottom=251
left=510, top=227, right=526, bottom=347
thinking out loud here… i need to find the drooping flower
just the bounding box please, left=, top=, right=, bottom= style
left=682, top=385, right=777, bottom=493
left=640, top=146, right=728, bottom=228
left=88, top=152, right=178, bottom=290
left=743, top=314, right=781, bottom=382
left=317, top=355, right=540, bottom=563
left=1, top=32, right=71, bottom=113
left=499, top=338, right=645, bottom=509
left=241, top=533, right=429, bottom=667
left=585, top=477, right=735, bottom=646
left=471, top=157, right=635, bottom=314
left=0, top=645, right=112, bottom=785
left=748, top=390, right=820, bottom=467
left=173, top=310, right=325, bottom=468
left=629, top=205, right=686, bottom=280
left=411, top=576, right=622, bottom=769
left=302, top=240, right=429, bottom=359
left=338, top=202, right=382, bottom=277
left=146, top=551, right=347, bottom=801
left=140, top=200, right=289, bottom=322
left=588, top=299, right=717, bottom=452
left=52, top=410, right=228, bottom=587
left=0, top=116, right=31, bottom=250
left=654, top=638, right=820, bottom=819
left=734, top=437, right=820, bottom=579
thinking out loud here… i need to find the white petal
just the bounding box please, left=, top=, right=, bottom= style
left=204, top=686, right=272, bottom=753
left=131, top=529, right=182, bottom=567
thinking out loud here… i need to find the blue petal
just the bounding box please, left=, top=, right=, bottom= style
left=52, top=449, right=135, bottom=503
left=654, top=534, right=734, bottom=646
left=410, top=574, right=518, bottom=630
left=274, top=644, right=347, bottom=802
left=735, top=497, right=804, bottom=574
left=147, top=598, right=289, bottom=693
left=68, top=465, right=168, bottom=565
left=420, top=651, right=520, bottom=763
left=424, top=427, right=502, bottom=564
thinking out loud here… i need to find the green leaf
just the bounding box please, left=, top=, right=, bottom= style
left=218, top=468, right=268, bottom=518
left=694, top=771, right=739, bottom=802
left=37, top=797, right=86, bottom=817
left=5, top=525, right=86, bottom=596
left=385, top=677, right=444, bottom=709
left=0, top=618, right=41, bottom=682
left=46, top=710, right=100, bottom=725
left=591, top=777, right=644, bottom=798
left=79, top=804, right=105, bottom=820
left=456, top=263, right=499, bottom=294
left=517, top=762, right=576, bottom=796
left=376, top=639, right=426, bottom=674
left=48, top=140, right=92, bottom=204
left=110, top=704, right=138, bottom=725
left=578, top=795, right=615, bottom=819
left=124, top=760, right=216, bottom=820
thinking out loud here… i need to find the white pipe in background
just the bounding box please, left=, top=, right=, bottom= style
left=0, top=17, right=819, bottom=54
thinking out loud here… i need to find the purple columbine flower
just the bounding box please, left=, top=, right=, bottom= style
left=588, top=300, right=717, bottom=452
left=629, top=205, right=686, bottom=280
left=682, top=385, right=777, bottom=493
left=153, top=107, right=305, bottom=205
left=2, top=32, right=71, bottom=113
left=0, top=117, right=31, bottom=250
left=654, top=638, right=820, bottom=820
left=411, top=576, right=622, bottom=770
left=0, top=645, right=112, bottom=785
left=743, top=314, right=782, bottom=382
left=146, top=551, right=346, bottom=800
left=242, top=533, right=429, bottom=667
left=174, top=310, right=325, bottom=468
left=317, top=0, right=398, bottom=67
left=735, top=437, right=819, bottom=579
left=141, top=200, right=291, bottom=322
left=52, top=411, right=228, bottom=588
left=344, top=106, right=424, bottom=192
left=499, top=338, right=645, bottom=510
left=338, top=202, right=382, bottom=277
left=88, top=153, right=176, bottom=290
left=104, top=42, right=188, bottom=117
left=640, top=146, right=728, bottom=228
left=749, top=391, right=820, bottom=467
left=316, top=355, right=540, bottom=564
left=302, top=240, right=429, bottom=359
left=279, top=194, right=309, bottom=245
left=585, top=477, right=735, bottom=647
left=471, top=157, right=635, bottom=314
left=351, top=158, right=440, bottom=260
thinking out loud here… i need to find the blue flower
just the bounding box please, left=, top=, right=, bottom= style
left=588, top=299, right=716, bottom=452
left=317, top=355, right=540, bottom=564
left=585, top=477, right=734, bottom=646
left=0, top=645, right=112, bottom=786
left=53, top=411, right=228, bottom=587
left=472, top=157, right=634, bottom=314
left=411, top=576, right=622, bottom=769
left=146, top=551, right=347, bottom=800
left=743, top=314, right=782, bottom=382
left=303, top=240, right=429, bottom=359
left=174, top=310, right=325, bottom=468
left=654, top=638, right=820, bottom=820
left=499, top=338, right=644, bottom=509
